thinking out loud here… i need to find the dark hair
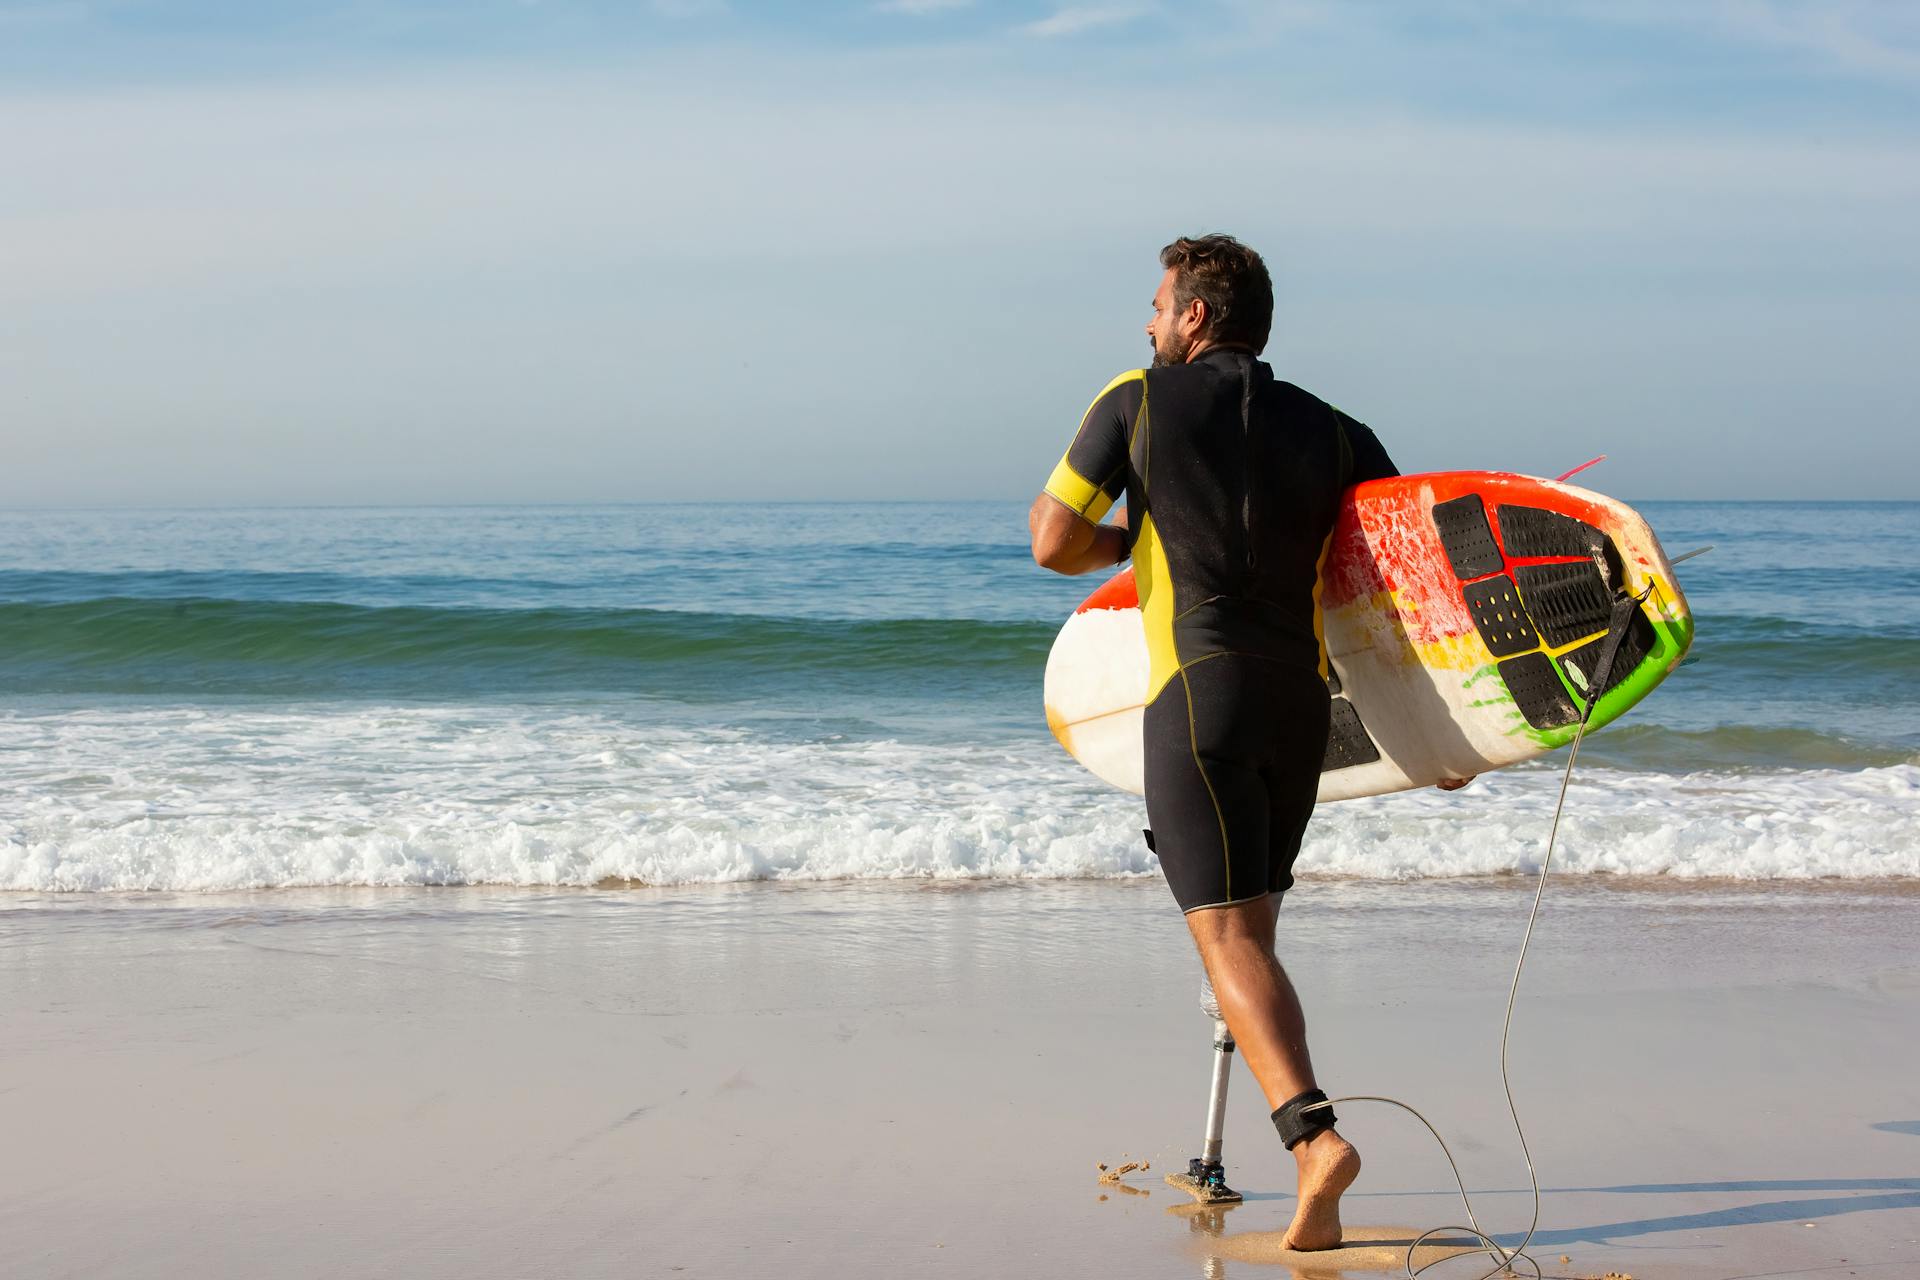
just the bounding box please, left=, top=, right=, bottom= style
left=1159, top=234, right=1273, bottom=354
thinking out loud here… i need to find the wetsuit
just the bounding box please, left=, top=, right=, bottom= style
left=1044, top=348, right=1398, bottom=912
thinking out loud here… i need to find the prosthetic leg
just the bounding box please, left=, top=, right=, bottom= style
left=1164, top=973, right=1244, bottom=1204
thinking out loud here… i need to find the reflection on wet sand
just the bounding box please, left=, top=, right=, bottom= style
left=1168, top=1202, right=1482, bottom=1279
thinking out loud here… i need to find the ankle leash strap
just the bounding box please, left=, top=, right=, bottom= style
left=1271, top=1088, right=1337, bottom=1149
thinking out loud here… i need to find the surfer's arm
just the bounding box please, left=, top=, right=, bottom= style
left=1030, top=494, right=1128, bottom=574
left=1340, top=414, right=1400, bottom=483
left=1030, top=372, right=1141, bottom=574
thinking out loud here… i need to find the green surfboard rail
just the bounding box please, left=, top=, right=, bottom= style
left=1527, top=610, right=1696, bottom=751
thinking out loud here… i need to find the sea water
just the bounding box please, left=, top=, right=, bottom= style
left=2, top=501, right=1915, bottom=891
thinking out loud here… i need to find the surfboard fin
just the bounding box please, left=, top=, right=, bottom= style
left=1554, top=455, right=1606, bottom=482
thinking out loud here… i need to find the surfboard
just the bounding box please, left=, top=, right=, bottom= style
left=1043, top=471, right=1694, bottom=800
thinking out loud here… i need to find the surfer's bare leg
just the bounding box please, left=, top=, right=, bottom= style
left=1186, top=895, right=1359, bottom=1251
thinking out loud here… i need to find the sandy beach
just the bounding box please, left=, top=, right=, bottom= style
left=7, top=0, right=1919, bottom=1271
left=5, top=876, right=1917, bottom=1279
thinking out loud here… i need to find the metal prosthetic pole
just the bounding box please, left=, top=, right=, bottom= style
left=1165, top=973, right=1244, bottom=1204
left=1200, top=1016, right=1234, bottom=1164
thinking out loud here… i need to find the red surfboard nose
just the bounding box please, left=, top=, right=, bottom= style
left=1076, top=567, right=1138, bottom=614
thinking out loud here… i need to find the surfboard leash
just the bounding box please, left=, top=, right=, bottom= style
left=1302, top=582, right=1656, bottom=1280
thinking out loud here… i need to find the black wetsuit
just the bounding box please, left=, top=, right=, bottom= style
left=1044, top=348, right=1397, bottom=912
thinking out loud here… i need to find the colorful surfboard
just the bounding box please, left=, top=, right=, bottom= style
left=1043, top=472, right=1694, bottom=800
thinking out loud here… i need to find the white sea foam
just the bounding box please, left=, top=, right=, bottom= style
left=2, top=706, right=1915, bottom=892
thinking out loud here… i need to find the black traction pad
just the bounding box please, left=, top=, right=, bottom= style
left=1496, top=505, right=1603, bottom=560
left=1432, top=495, right=1505, bottom=580
left=1513, top=561, right=1615, bottom=647
left=1560, top=606, right=1657, bottom=700
left=1496, top=504, right=1625, bottom=587
left=1463, top=575, right=1540, bottom=657
left=1321, top=695, right=1381, bottom=772
left=1498, top=652, right=1581, bottom=730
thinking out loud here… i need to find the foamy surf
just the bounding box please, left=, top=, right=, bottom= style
left=4, top=705, right=1914, bottom=892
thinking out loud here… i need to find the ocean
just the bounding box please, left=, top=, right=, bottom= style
left=2, top=500, right=1915, bottom=892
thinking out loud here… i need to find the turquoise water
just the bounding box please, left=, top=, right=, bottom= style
left=2, top=500, right=1915, bottom=888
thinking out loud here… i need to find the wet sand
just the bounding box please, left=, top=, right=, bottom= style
left=4, top=877, right=1919, bottom=1279
left=1185, top=1217, right=1482, bottom=1273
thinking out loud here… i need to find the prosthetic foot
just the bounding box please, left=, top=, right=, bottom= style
left=1164, top=1156, right=1242, bottom=1205
left=1164, top=974, right=1245, bottom=1206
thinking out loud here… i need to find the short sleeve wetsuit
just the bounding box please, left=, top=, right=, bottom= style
left=1044, top=347, right=1398, bottom=912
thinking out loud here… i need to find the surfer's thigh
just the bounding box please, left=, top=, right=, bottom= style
left=1257, top=664, right=1333, bottom=898
left=1142, top=656, right=1277, bottom=914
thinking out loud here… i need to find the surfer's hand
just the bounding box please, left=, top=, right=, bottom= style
left=1435, top=776, right=1475, bottom=792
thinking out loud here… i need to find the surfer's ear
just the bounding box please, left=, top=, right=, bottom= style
left=1182, top=296, right=1211, bottom=336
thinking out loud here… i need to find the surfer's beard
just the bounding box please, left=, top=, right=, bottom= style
left=1150, top=330, right=1191, bottom=367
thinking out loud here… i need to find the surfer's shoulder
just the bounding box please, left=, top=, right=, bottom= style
left=1270, top=378, right=1331, bottom=409
left=1077, top=369, right=1148, bottom=427
left=1273, top=379, right=1370, bottom=428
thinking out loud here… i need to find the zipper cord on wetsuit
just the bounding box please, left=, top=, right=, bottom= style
left=1300, top=583, right=1655, bottom=1280
left=1239, top=358, right=1257, bottom=573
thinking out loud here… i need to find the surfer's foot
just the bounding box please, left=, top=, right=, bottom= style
left=1283, top=1129, right=1359, bottom=1251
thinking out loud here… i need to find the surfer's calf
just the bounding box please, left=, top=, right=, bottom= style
left=1184, top=890, right=1361, bottom=1247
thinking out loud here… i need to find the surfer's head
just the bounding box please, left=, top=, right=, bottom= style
left=1150, top=234, right=1274, bottom=365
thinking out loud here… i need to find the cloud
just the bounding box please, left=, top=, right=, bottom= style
left=5, top=67, right=1916, bottom=321
left=649, top=0, right=728, bottom=16
left=1020, top=5, right=1148, bottom=38
left=1207, top=1, right=1920, bottom=85
left=873, top=0, right=973, bottom=14
left=8, top=64, right=1917, bottom=307
left=0, top=0, right=88, bottom=28
left=2, top=55, right=1916, bottom=502
left=1705, top=0, right=1920, bottom=79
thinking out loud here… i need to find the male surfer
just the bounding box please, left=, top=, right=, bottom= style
left=1029, top=234, right=1460, bottom=1250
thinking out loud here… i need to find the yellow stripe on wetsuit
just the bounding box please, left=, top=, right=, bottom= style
left=1042, top=370, right=1144, bottom=524
left=1043, top=455, right=1117, bottom=524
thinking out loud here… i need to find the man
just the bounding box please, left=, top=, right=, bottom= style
left=1028, top=234, right=1404, bottom=1251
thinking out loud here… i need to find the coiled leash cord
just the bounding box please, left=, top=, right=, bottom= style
left=1301, top=584, right=1655, bottom=1280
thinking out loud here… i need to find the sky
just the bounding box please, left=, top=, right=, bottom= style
left=3, top=1, right=1917, bottom=505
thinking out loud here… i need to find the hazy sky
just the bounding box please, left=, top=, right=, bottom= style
left=4, top=1, right=1917, bottom=504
